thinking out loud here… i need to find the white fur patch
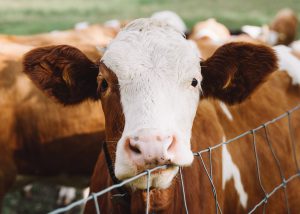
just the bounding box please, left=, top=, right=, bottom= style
left=241, top=25, right=278, bottom=45
left=102, top=18, right=201, bottom=188
left=82, top=187, right=90, bottom=200
left=57, top=186, right=76, bottom=205
left=23, top=184, right=33, bottom=192
left=104, top=19, right=121, bottom=30
left=219, top=102, right=233, bottom=121
left=129, top=166, right=179, bottom=190
left=74, top=21, right=89, bottom=30
left=290, top=40, right=300, bottom=54
left=242, top=25, right=262, bottom=39
left=273, top=45, right=300, bottom=85
left=195, top=28, right=223, bottom=43
left=151, top=10, right=187, bottom=33
left=222, top=139, right=248, bottom=208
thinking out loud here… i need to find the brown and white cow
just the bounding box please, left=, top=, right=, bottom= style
left=269, top=8, right=298, bottom=46
left=23, top=18, right=300, bottom=213
left=240, top=8, right=298, bottom=46
left=0, top=33, right=111, bottom=209
left=188, top=19, right=261, bottom=61
left=0, top=24, right=116, bottom=47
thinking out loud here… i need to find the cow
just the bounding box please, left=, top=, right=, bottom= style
left=0, top=29, right=113, bottom=209
left=238, top=8, right=298, bottom=46
left=189, top=18, right=231, bottom=43
left=22, top=18, right=300, bottom=213
left=188, top=19, right=242, bottom=60
left=0, top=24, right=116, bottom=47
left=269, top=8, right=298, bottom=46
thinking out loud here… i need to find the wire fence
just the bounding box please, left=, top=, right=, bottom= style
left=49, top=103, right=300, bottom=214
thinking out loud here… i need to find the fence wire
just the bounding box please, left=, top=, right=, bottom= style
left=49, top=104, right=300, bottom=214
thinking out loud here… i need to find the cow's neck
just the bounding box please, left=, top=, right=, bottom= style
left=130, top=186, right=176, bottom=213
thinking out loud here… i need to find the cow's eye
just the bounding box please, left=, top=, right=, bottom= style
left=100, top=79, right=108, bottom=93
left=191, top=78, right=198, bottom=87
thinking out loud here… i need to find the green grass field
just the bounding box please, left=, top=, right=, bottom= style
left=0, top=0, right=299, bottom=37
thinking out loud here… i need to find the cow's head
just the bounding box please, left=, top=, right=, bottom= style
left=23, top=18, right=277, bottom=190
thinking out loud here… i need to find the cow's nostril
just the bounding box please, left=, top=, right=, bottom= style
left=167, top=135, right=176, bottom=152
left=129, top=142, right=141, bottom=154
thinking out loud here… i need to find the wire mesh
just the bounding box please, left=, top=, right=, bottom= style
left=49, top=103, right=300, bottom=214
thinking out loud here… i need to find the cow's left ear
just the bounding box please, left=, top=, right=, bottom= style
left=200, top=42, right=278, bottom=104
left=23, top=45, right=99, bottom=105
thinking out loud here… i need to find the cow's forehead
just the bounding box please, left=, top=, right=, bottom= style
left=101, top=18, right=201, bottom=81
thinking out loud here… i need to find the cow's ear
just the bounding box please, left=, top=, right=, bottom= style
left=200, top=42, right=278, bottom=105
left=23, top=45, right=99, bottom=105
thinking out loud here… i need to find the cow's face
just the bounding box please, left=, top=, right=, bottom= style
left=23, top=18, right=277, bottom=191
left=99, top=19, right=201, bottom=188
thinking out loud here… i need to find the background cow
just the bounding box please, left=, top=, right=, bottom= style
left=0, top=25, right=116, bottom=209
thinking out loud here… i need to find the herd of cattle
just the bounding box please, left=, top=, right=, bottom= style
left=1, top=8, right=300, bottom=214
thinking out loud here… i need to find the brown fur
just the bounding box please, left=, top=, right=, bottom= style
left=23, top=45, right=100, bottom=105
left=201, top=42, right=278, bottom=104
left=270, top=8, right=299, bottom=45
left=0, top=24, right=116, bottom=49
left=0, top=41, right=108, bottom=208
left=215, top=71, right=300, bottom=213
left=191, top=37, right=220, bottom=60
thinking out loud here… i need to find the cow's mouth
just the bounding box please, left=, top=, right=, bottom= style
left=136, top=163, right=175, bottom=174
left=127, top=165, right=179, bottom=190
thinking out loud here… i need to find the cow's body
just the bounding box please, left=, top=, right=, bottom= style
left=0, top=26, right=115, bottom=207
left=22, top=18, right=300, bottom=213
left=0, top=24, right=116, bottom=47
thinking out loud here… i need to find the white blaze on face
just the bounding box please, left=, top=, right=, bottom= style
left=222, top=138, right=248, bottom=209
left=101, top=18, right=201, bottom=188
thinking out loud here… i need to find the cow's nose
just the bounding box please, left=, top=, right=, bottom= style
left=125, top=133, right=177, bottom=166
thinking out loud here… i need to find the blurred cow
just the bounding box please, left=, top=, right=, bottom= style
left=240, top=8, right=298, bottom=46
left=0, top=24, right=117, bottom=208
left=270, top=8, right=298, bottom=45
left=189, top=18, right=231, bottom=42
left=188, top=19, right=231, bottom=60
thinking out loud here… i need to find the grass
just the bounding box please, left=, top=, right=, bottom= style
left=0, top=0, right=299, bottom=37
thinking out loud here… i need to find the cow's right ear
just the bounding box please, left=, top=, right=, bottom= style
left=23, top=45, right=99, bottom=105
